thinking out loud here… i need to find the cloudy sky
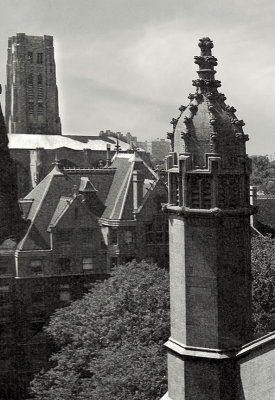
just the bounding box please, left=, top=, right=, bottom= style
left=0, top=0, right=274, bottom=155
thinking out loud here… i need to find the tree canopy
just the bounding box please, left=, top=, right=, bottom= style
left=250, top=156, right=275, bottom=194
left=30, top=261, right=169, bottom=400
left=251, top=235, right=275, bottom=336
left=30, top=235, right=275, bottom=400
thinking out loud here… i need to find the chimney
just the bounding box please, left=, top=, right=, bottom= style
left=73, top=184, right=79, bottom=198
left=133, top=170, right=144, bottom=212
left=106, top=144, right=111, bottom=167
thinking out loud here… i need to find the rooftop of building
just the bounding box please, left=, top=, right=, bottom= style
left=16, top=151, right=166, bottom=251
left=7, top=133, right=132, bottom=151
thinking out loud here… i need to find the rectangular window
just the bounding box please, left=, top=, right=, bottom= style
left=82, top=257, right=94, bottom=272
left=0, top=285, right=10, bottom=303
left=124, top=230, right=135, bottom=244
left=30, top=260, right=43, bottom=275
left=0, top=263, right=9, bottom=276
left=37, top=86, right=43, bottom=101
left=58, top=258, right=71, bottom=274
left=37, top=102, right=44, bottom=115
left=59, top=284, right=71, bottom=302
left=28, top=51, right=33, bottom=63
left=56, top=230, right=70, bottom=245
left=28, top=102, right=34, bottom=115
left=145, top=223, right=154, bottom=243
left=109, top=228, right=118, bottom=245
left=82, top=228, right=93, bottom=244
left=37, top=74, right=43, bottom=85
left=37, top=53, right=43, bottom=64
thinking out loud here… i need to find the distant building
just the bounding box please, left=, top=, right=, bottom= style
left=99, top=152, right=168, bottom=268
left=137, top=138, right=170, bottom=164
left=99, top=129, right=137, bottom=147
left=250, top=186, right=275, bottom=237
left=7, top=132, right=138, bottom=198
left=5, top=33, right=61, bottom=135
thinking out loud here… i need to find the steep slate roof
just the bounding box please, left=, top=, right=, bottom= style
left=17, top=166, right=106, bottom=251
left=16, top=150, right=165, bottom=250
left=102, top=152, right=157, bottom=220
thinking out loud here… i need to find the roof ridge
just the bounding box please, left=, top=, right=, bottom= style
left=118, top=161, right=135, bottom=220
left=17, top=171, right=57, bottom=250
left=109, top=163, right=133, bottom=219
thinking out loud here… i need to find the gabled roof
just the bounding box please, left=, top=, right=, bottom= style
left=79, top=177, right=97, bottom=192
left=17, top=166, right=105, bottom=251
left=102, top=152, right=157, bottom=220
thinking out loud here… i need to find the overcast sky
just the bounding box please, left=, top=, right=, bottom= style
left=0, top=0, right=274, bottom=155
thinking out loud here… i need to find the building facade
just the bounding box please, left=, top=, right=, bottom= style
left=137, top=138, right=170, bottom=166
left=5, top=33, right=61, bottom=135
left=0, top=145, right=168, bottom=398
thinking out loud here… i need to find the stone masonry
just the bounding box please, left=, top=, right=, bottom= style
left=161, top=37, right=275, bottom=400
left=5, top=33, right=61, bottom=135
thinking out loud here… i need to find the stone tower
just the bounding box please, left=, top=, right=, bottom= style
left=5, top=33, right=61, bottom=135
left=162, top=38, right=254, bottom=399
left=0, top=85, right=25, bottom=244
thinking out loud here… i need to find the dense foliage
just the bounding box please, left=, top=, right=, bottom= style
left=250, top=156, right=275, bottom=194
left=30, top=261, right=169, bottom=400
left=30, top=236, right=275, bottom=400
left=251, top=235, right=275, bottom=336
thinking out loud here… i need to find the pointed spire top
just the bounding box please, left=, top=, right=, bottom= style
left=51, top=151, right=62, bottom=172
left=193, top=37, right=219, bottom=89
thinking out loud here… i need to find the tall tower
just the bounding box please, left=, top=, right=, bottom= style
left=5, top=33, right=61, bottom=135
left=0, top=85, right=25, bottom=244
left=162, top=38, right=254, bottom=399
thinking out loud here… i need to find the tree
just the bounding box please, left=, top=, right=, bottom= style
left=250, top=155, right=275, bottom=193
left=30, top=237, right=275, bottom=400
left=251, top=235, right=275, bottom=336
left=30, top=261, right=169, bottom=400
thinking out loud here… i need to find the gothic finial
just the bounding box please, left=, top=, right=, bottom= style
left=194, top=37, right=219, bottom=88
left=198, top=37, right=213, bottom=56
left=114, top=139, right=121, bottom=153
left=52, top=151, right=61, bottom=170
